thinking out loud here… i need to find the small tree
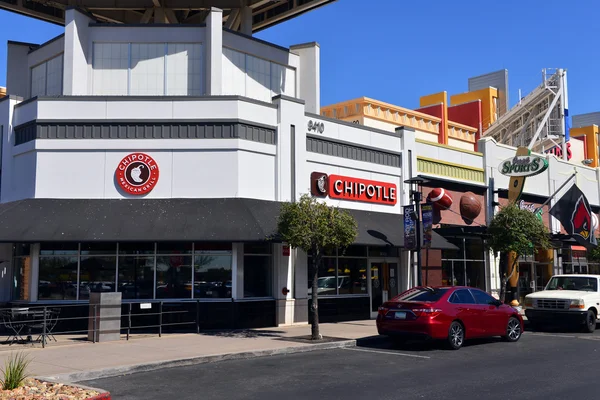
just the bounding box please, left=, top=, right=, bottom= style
left=487, top=203, right=551, bottom=303
left=277, top=194, right=357, bottom=340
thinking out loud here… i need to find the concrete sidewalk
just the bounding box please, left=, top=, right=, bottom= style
left=0, top=320, right=378, bottom=383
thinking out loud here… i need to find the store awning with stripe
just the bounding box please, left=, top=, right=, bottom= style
left=0, top=198, right=457, bottom=249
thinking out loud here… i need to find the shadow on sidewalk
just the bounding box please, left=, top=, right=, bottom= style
left=197, top=329, right=287, bottom=339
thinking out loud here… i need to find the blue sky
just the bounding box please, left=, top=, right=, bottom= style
left=1, top=0, right=599, bottom=114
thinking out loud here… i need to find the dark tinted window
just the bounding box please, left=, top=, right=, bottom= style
left=395, top=288, right=448, bottom=302
left=449, top=289, right=476, bottom=304
left=470, top=289, right=495, bottom=305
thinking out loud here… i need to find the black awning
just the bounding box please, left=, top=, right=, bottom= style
left=0, top=198, right=457, bottom=250
left=346, top=209, right=458, bottom=250
left=434, top=226, right=488, bottom=238
left=0, top=198, right=282, bottom=242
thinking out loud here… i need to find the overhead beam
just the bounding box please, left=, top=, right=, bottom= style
left=224, top=8, right=239, bottom=29
left=252, top=0, right=335, bottom=32
left=140, top=7, right=153, bottom=22
left=0, top=2, right=64, bottom=25
left=183, top=9, right=209, bottom=23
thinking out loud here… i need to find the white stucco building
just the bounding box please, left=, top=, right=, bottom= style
left=1, top=7, right=599, bottom=330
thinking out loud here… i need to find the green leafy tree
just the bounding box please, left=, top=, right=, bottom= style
left=487, top=203, right=551, bottom=302
left=277, top=194, right=358, bottom=340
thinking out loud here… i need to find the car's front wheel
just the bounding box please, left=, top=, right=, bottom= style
left=447, top=321, right=464, bottom=350
left=503, top=316, right=522, bottom=342
left=583, top=309, right=597, bottom=333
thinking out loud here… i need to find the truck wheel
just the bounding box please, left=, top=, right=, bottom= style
left=583, top=310, right=597, bottom=333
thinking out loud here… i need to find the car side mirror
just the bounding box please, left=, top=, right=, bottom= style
left=489, top=300, right=502, bottom=307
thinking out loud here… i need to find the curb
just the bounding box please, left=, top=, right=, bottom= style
left=38, top=339, right=357, bottom=383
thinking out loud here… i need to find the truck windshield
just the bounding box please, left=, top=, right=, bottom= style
left=546, top=277, right=598, bottom=292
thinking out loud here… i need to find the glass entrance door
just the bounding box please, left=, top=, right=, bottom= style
left=518, top=263, right=534, bottom=305
left=369, top=260, right=399, bottom=318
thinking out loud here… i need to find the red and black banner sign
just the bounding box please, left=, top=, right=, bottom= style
left=549, top=183, right=597, bottom=248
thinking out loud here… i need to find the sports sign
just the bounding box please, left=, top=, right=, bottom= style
left=499, top=154, right=548, bottom=177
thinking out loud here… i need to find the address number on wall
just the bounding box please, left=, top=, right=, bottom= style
left=308, top=120, right=325, bottom=133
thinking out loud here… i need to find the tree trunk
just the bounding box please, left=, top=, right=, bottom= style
left=501, top=257, right=519, bottom=304
left=310, top=252, right=321, bottom=341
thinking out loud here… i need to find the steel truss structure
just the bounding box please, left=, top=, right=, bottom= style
left=483, top=68, right=569, bottom=159
left=0, top=0, right=335, bottom=33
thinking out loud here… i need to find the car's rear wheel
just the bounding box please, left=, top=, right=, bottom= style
left=583, top=309, right=596, bottom=333
left=447, top=321, right=464, bottom=350
left=503, top=317, right=522, bottom=342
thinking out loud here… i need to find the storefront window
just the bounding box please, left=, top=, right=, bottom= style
left=337, top=258, right=368, bottom=295
left=79, top=256, right=116, bottom=300
left=119, top=242, right=155, bottom=255
left=244, top=243, right=272, bottom=298
left=194, top=254, right=232, bottom=298
left=307, top=257, right=337, bottom=296
left=156, top=255, right=193, bottom=299
left=307, top=246, right=369, bottom=296
left=38, top=256, right=78, bottom=300
left=40, top=243, right=78, bottom=256
left=118, top=256, right=155, bottom=299
left=441, top=237, right=486, bottom=290
left=81, top=243, right=117, bottom=255
left=340, top=245, right=368, bottom=257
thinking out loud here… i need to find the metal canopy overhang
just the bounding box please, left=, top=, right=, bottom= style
left=0, top=0, right=337, bottom=32
left=0, top=198, right=458, bottom=250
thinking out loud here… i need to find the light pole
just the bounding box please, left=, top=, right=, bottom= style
left=404, top=176, right=429, bottom=287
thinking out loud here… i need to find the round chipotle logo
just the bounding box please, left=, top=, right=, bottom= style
left=116, top=153, right=159, bottom=195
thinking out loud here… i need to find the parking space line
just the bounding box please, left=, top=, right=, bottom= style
left=527, top=332, right=599, bottom=339
left=345, top=348, right=431, bottom=359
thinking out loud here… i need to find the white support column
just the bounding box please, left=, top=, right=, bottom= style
left=273, top=243, right=295, bottom=326
left=293, top=248, right=309, bottom=324
left=272, top=95, right=306, bottom=202
left=289, top=43, right=320, bottom=114
left=240, top=6, right=253, bottom=36
left=205, top=7, right=223, bottom=95
left=63, top=8, right=94, bottom=95
left=232, top=243, right=244, bottom=299
left=1, top=96, right=22, bottom=204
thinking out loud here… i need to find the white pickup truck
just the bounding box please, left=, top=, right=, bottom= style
left=524, top=274, right=600, bottom=332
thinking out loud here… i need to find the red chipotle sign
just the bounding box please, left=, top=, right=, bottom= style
left=310, top=172, right=397, bottom=205
left=116, top=153, right=160, bottom=195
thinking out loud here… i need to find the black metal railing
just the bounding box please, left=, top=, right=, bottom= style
left=0, top=298, right=276, bottom=348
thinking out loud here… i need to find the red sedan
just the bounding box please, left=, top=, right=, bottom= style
left=376, top=286, right=524, bottom=350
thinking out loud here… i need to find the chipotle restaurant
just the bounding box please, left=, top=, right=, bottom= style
left=0, top=90, right=457, bottom=329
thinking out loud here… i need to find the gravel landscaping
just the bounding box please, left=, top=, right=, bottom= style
left=0, top=378, right=101, bottom=400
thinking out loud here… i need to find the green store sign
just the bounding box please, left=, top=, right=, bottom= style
left=499, top=155, right=548, bottom=177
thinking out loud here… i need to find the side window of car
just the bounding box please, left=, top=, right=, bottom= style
left=449, top=289, right=476, bottom=304
left=470, top=289, right=495, bottom=305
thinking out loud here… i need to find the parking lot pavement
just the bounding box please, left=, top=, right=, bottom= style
left=82, top=329, right=600, bottom=400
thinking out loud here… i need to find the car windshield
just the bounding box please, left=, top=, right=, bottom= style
left=394, top=287, right=449, bottom=302
left=546, top=277, right=598, bottom=292
left=317, top=277, right=337, bottom=289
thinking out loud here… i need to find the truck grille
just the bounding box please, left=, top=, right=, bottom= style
left=535, top=299, right=569, bottom=310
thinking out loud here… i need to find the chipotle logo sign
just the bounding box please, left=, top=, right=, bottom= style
left=310, top=172, right=397, bottom=205
left=116, top=153, right=160, bottom=195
